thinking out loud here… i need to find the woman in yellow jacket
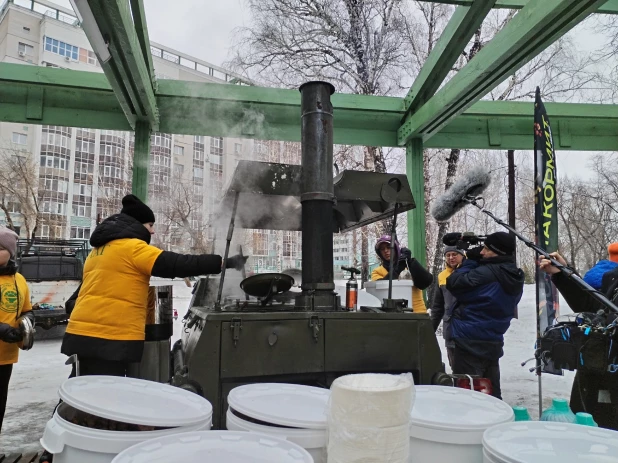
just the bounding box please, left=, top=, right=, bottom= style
left=0, top=226, right=33, bottom=432
left=371, top=235, right=433, bottom=312
left=61, top=194, right=246, bottom=377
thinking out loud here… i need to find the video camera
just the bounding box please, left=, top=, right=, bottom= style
left=442, top=232, right=487, bottom=250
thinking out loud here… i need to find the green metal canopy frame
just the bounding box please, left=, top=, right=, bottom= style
left=0, top=0, right=617, bottom=266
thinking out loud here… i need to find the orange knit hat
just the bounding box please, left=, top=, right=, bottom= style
left=609, top=242, right=618, bottom=263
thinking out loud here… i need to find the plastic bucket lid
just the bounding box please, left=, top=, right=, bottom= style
left=483, top=421, right=618, bottom=463
left=111, top=431, right=314, bottom=463
left=226, top=409, right=326, bottom=449
left=59, top=376, right=212, bottom=428
left=410, top=386, right=513, bottom=437
left=228, top=383, right=330, bottom=429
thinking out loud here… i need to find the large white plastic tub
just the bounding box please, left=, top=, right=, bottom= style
left=409, top=386, right=514, bottom=463
left=364, top=280, right=414, bottom=307
left=40, top=376, right=213, bottom=463
left=111, top=431, right=314, bottom=463
left=226, top=383, right=329, bottom=463
left=483, top=421, right=618, bottom=463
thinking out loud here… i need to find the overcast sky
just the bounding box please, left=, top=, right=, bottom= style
left=53, top=0, right=609, bottom=179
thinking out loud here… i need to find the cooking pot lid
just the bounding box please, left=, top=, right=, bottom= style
left=58, top=376, right=212, bottom=427
left=240, top=273, right=294, bottom=298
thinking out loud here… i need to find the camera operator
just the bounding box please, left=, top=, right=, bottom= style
left=540, top=249, right=618, bottom=430
left=445, top=232, right=525, bottom=399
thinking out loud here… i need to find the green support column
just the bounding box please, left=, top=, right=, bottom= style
left=406, top=138, right=426, bottom=268
left=132, top=121, right=151, bottom=201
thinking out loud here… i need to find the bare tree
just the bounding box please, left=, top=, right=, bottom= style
left=0, top=144, right=43, bottom=243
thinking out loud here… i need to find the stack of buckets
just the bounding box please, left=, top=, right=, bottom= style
left=327, top=373, right=414, bottom=463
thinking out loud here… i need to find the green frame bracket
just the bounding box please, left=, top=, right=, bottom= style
left=129, top=0, right=156, bottom=90
left=398, top=0, right=607, bottom=145
left=25, top=87, right=44, bottom=120
left=404, top=1, right=497, bottom=114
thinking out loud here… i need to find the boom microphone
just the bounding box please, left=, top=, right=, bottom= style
left=430, top=166, right=491, bottom=222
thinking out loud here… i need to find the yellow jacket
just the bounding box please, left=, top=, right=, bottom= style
left=371, top=265, right=427, bottom=313
left=0, top=273, right=32, bottom=365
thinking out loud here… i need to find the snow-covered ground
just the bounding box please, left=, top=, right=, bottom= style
left=0, top=282, right=575, bottom=452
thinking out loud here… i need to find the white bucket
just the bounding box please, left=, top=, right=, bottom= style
left=41, top=376, right=213, bottom=463
left=111, top=430, right=314, bottom=463
left=483, top=421, right=618, bottom=463
left=226, top=383, right=330, bottom=463
left=409, top=386, right=514, bottom=463
left=227, top=409, right=326, bottom=463
left=364, top=280, right=414, bottom=308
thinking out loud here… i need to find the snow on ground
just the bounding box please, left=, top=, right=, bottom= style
left=1, top=282, right=575, bottom=452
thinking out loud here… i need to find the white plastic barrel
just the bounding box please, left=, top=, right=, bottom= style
left=409, top=386, right=514, bottom=463
left=483, top=421, right=618, bottom=463
left=226, top=383, right=329, bottom=463
left=111, top=431, right=314, bottom=463
left=40, top=376, right=213, bottom=463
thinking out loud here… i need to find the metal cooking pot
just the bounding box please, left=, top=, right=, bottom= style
left=19, top=315, right=34, bottom=351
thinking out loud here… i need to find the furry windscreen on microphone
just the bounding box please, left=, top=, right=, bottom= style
left=430, top=166, right=491, bottom=222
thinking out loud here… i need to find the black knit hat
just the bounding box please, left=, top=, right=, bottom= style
left=121, top=194, right=155, bottom=224
left=485, top=232, right=515, bottom=256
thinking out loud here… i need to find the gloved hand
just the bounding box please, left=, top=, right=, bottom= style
left=395, top=247, right=412, bottom=274
left=0, top=322, right=23, bottom=343
left=466, top=245, right=484, bottom=262
left=226, top=254, right=249, bottom=271
left=399, top=247, right=412, bottom=260
left=442, top=232, right=462, bottom=246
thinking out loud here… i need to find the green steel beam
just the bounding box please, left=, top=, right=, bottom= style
left=129, top=0, right=156, bottom=89
left=133, top=121, right=151, bottom=201
left=399, top=0, right=607, bottom=145
left=404, top=2, right=497, bottom=113
left=427, top=0, right=618, bottom=14
left=3, top=64, right=618, bottom=151
left=84, top=0, right=158, bottom=129
left=406, top=139, right=426, bottom=268
left=0, top=63, right=132, bottom=130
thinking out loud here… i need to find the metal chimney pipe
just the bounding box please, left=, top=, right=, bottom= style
left=296, top=81, right=339, bottom=311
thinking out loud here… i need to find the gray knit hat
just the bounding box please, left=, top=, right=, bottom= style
left=0, top=226, right=19, bottom=258
left=444, top=245, right=465, bottom=257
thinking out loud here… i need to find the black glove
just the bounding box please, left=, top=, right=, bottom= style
left=442, top=232, right=462, bottom=247
left=400, top=247, right=412, bottom=260
left=226, top=254, right=249, bottom=271
left=466, top=245, right=484, bottom=262
left=0, top=322, right=23, bottom=343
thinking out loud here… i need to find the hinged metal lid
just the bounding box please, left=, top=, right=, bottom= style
left=228, top=383, right=330, bottom=429
left=58, top=376, right=212, bottom=427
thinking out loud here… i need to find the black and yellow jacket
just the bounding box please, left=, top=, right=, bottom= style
left=61, top=213, right=222, bottom=363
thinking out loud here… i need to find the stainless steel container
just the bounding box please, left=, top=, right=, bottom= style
left=129, top=286, right=173, bottom=383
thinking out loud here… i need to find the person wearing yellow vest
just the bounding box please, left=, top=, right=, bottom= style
left=370, top=235, right=433, bottom=312
left=0, top=226, right=33, bottom=432
left=61, top=194, right=247, bottom=377
left=430, top=245, right=465, bottom=368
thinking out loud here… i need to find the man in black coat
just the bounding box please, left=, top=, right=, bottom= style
left=540, top=251, right=618, bottom=430
left=446, top=232, right=525, bottom=399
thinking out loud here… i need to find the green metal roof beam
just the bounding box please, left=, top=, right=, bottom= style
left=398, top=0, right=607, bottom=145
left=426, top=0, right=618, bottom=15
left=84, top=0, right=158, bottom=129
left=130, top=0, right=156, bottom=89
left=404, top=1, right=497, bottom=113
left=0, top=63, right=132, bottom=130
left=2, top=64, right=618, bottom=151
